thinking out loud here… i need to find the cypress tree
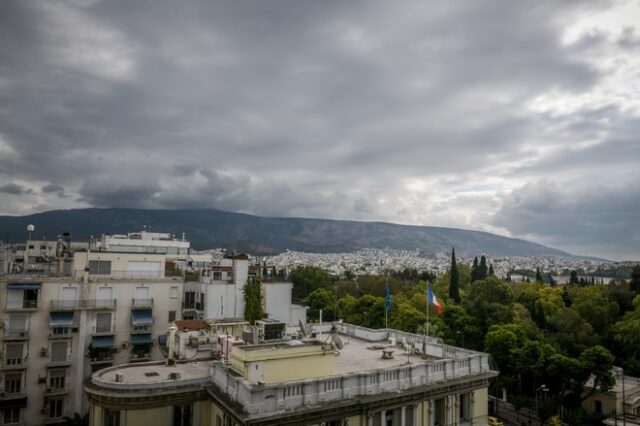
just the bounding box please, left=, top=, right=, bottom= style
left=488, top=264, right=495, bottom=277
left=471, top=257, right=479, bottom=282
left=478, top=255, right=488, bottom=280
left=535, top=267, right=543, bottom=283
left=449, top=247, right=461, bottom=303
left=569, top=270, right=579, bottom=285
left=244, top=278, right=264, bottom=324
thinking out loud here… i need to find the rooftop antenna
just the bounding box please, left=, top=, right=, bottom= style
left=27, top=224, right=35, bottom=241
left=298, top=319, right=308, bottom=339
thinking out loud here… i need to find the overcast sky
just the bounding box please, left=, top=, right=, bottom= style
left=1, top=0, right=639, bottom=260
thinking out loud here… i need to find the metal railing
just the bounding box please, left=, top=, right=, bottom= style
left=131, top=324, right=153, bottom=333
left=2, top=330, right=29, bottom=340
left=182, top=302, right=204, bottom=310
left=93, top=324, right=115, bottom=335
left=132, top=298, right=153, bottom=308
left=50, top=299, right=117, bottom=310
left=5, top=300, right=38, bottom=310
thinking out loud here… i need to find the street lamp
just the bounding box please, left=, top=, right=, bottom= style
left=535, top=384, right=549, bottom=425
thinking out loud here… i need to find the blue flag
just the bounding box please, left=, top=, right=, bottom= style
left=385, top=285, right=392, bottom=311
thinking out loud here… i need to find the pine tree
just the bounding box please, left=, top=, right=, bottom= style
left=449, top=247, right=460, bottom=303
left=478, top=255, right=488, bottom=280
left=535, top=267, right=543, bottom=283
left=631, top=265, right=640, bottom=293
left=471, top=257, right=479, bottom=282
left=488, top=264, right=495, bottom=277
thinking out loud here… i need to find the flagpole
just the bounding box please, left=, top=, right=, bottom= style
left=426, top=284, right=430, bottom=338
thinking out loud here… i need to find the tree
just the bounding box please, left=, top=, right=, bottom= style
left=306, top=288, right=336, bottom=321
left=631, top=264, right=640, bottom=293
left=390, top=297, right=425, bottom=333
left=569, top=270, right=579, bottom=285
left=290, top=266, right=331, bottom=299
left=442, top=305, right=483, bottom=349
left=535, top=267, right=543, bottom=283
left=579, top=345, right=615, bottom=400
left=449, top=247, right=461, bottom=303
left=463, top=276, right=514, bottom=332
left=243, top=279, right=264, bottom=324
left=478, top=255, right=488, bottom=280
left=471, top=257, right=479, bottom=282
left=488, top=264, right=495, bottom=277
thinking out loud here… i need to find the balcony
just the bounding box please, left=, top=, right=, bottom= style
left=129, top=351, right=151, bottom=362
left=49, top=299, right=117, bottom=310
left=44, top=386, right=68, bottom=396
left=0, top=390, right=26, bottom=400
left=2, top=330, right=30, bottom=341
left=182, top=301, right=204, bottom=312
left=48, top=327, right=73, bottom=339
left=92, top=324, right=115, bottom=336
left=49, top=300, right=78, bottom=310
left=132, top=298, right=153, bottom=308
left=2, top=358, right=27, bottom=370
left=5, top=300, right=38, bottom=311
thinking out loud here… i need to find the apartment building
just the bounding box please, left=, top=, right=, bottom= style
left=183, top=254, right=307, bottom=326
left=84, top=323, right=498, bottom=426
left=0, top=230, right=190, bottom=426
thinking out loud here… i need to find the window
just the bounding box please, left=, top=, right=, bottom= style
left=51, top=341, right=68, bottom=363
left=49, top=370, right=66, bottom=390
left=4, top=373, right=22, bottom=394
left=3, top=407, right=20, bottom=425
left=168, top=311, right=177, bottom=323
left=88, top=260, right=111, bottom=275
left=103, top=409, right=120, bottom=426
left=48, top=397, right=64, bottom=418
left=172, top=405, right=192, bottom=426
left=459, top=393, right=470, bottom=421
left=7, top=315, right=26, bottom=333
left=595, top=400, right=602, bottom=414
left=170, top=286, right=178, bottom=299
left=5, top=343, right=23, bottom=365
left=51, top=326, right=70, bottom=336
left=96, top=312, right=112, bottom=333
left=216, top=415, right=222, bottom=426
left=434, top=399, right=444, bottom=426
left=24, top=289, right=39, bottom=308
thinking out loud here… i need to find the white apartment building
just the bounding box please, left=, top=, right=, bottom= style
left=183, top=254, right=307, bottom=326
left=99, top=231, right=190, bottom=255
left=1, top=249, right=184, bottom=425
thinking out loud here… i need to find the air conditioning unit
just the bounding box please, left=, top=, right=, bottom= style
left=19, top=332, right=26, bottom=337
left=38, top=376, right=47, bottom=384
left=40, top=348, right=48, bottom=357
left=121, top=342, right=128, bottom=349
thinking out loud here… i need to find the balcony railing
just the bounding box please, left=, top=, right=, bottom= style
left=50, top=299, right=117, bottom=310
left=3, top=357, right=27, bottom=368
left=131, top=324, right=152, bottom=333
left=92, top=324, right=115, bottom=335
left=132, top=298, right=153, bottom=308
left=49, top=327, right=73, bottom=338
left=2, top=330, right=29, bottom=340
left=182, top=302, right=204, bottom=311
left=129, top=352, right=151, bottom=362
left=5, top=300, right=38, bottom=310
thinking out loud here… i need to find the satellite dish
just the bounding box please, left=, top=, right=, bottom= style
left=27, top=224, right=35, bottom=232
left=332, top=334, right=344, bottom=350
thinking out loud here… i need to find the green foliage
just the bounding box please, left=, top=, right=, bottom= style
left=306, top=288, right=336, bottom=321
left=449, top=247, right=460, bottom=303
left=243, top=279, right=264, bottom=324
left=290, top=266, right=331, bottom=299
left=631, top=264, right=640, bottom=293
left=478, top=255, right=488, bottom=281
left=463, top=276, right=514, bottom=332
left=569, top=270, right=579, bottom=285
left=535, top=267, right=543, bottom=283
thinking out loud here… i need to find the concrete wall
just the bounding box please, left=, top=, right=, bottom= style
left=72, top=252, right=167, bottom=279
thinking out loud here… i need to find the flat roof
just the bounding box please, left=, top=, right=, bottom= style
left=94, top=361, right=210, bottom=387
left=332, top=333, right=437, bottom=375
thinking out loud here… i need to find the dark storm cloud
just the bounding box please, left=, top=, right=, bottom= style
left=0, top=0, right=638, bottom=259
left=0, top=183, right=34, bottom=195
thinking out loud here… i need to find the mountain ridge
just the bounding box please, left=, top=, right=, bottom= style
left=0, top=207, right=583, bottom=258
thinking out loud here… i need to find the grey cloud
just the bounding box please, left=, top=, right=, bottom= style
left=41, top=184, right=66, bottom=197
left=490, top=180, right=640, bottom=260
left=0, top=0, right=638, bottom=258
left=0, top=183, right=33, bottom=195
